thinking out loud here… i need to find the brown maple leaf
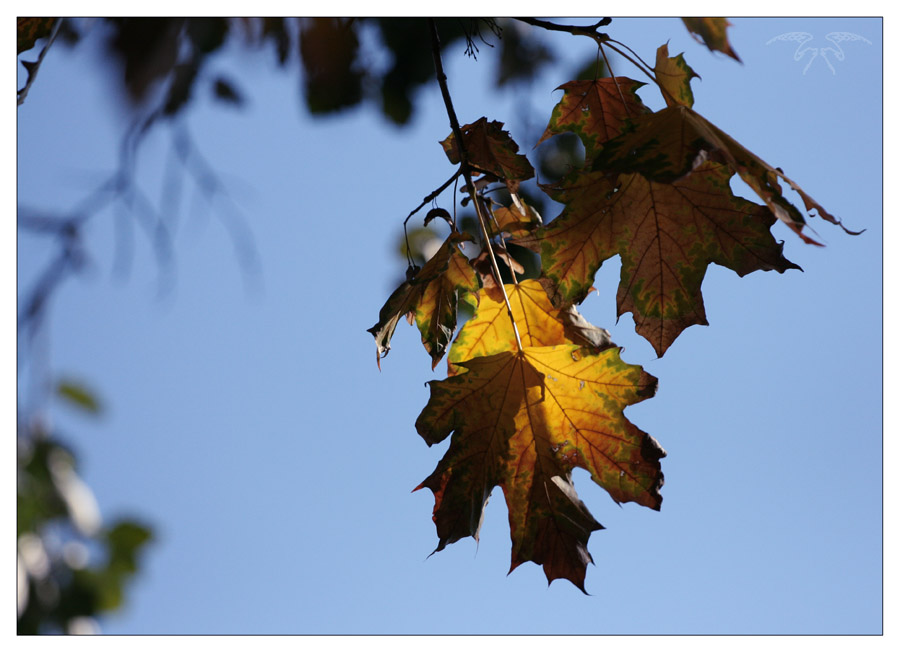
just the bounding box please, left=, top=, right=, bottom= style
left=589, top=104, right=860, bottom=243
left=519, top=162, right=800, bottom=355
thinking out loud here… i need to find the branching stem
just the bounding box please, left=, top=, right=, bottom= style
left=428, top=18, right=522, bottom=353
left=402, top=169, right=462, bottom=267
left=514, top=18, right=679, bottom=107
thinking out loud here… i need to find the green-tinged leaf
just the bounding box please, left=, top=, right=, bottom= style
left=368, top=232, right=478, bottom=368
left=56, top=380, right=102, bottom=415
left=524, top=162, right=800, bottom=355
left=590, top=105, right=859, bottom=243
left=682, top=17, right=742, bottom=62
left=654, top=43, right=700, bottom=108
left=416, top=345, right=663, bottom=591
left=537, top=77, right=650, bottom=163
left=440, top=118, right=534, bottom=193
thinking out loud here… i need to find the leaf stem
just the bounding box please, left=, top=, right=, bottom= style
left=603, top=39, right=680, bottom=107
left=428, top=18, right=523, bottom=353
left=597, top=43, right=635, bottom=118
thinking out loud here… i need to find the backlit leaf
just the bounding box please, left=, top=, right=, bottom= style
left=416, top=345, right=662, bottom=591
left=448, top=279, right=610, bottom=374
left=368, top=232, right=478, bottom=368
left=525, top=162, right=799, bottom=355
left=654, top=43, right=699, bottom=108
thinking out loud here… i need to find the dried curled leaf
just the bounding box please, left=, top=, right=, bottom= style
left=440, top=117, right=534, bottom=193
left=368, top=232, right=478, bottom=369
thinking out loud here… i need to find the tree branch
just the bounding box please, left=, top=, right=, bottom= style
left=428, top=18, right=523, bottom=352
left=513, top=17, right=611, bottom=45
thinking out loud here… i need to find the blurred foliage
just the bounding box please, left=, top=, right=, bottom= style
left=17, top=421, right=152, bottom=634
left=56, top=379, right=102, bottom=415
left=20, top=18, right=559, bottom=124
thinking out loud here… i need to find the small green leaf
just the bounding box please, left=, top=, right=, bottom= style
left=56, top=380, right=102, bottom=415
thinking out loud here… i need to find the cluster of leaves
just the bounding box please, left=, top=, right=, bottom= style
left=370, top=18, right=855, bottom=591
left=16, top=16, right=560, bottom=632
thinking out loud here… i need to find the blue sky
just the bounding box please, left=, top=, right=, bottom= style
left=16, top=17, right=882, bottom=634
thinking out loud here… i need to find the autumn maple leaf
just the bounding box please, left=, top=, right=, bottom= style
left=518, top=161, right=800, bottom=355
left=537, top=77, right=651, bottom=164
left=416, top=345, right=663, bottom=591
left=448, top=279, right=611, bottom=374
left=589, top=104, right=859, bottom=243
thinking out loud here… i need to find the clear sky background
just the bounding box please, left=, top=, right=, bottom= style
left=16, top=16, right=882, bottom=635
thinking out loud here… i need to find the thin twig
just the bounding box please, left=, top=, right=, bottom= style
left=513, top=17, right=611, bottom=45
left=428, top=18, right=522, bottom=352
left=402, top=169, right=462, bottom=267
left=602, top=39, right=680, bottom=107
